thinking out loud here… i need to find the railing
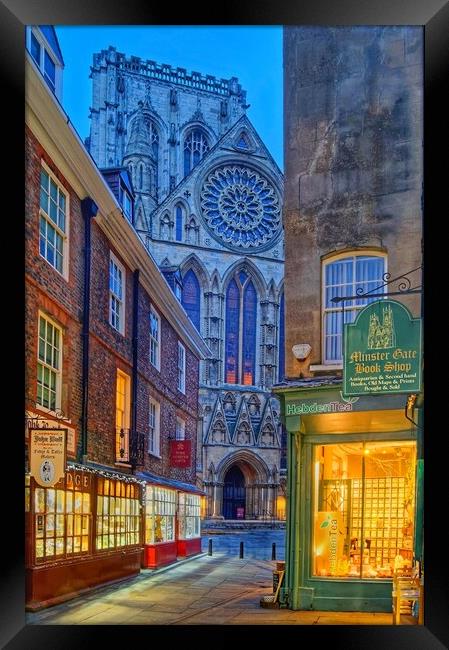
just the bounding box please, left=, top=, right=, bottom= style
left=116, top=427, right=130, bottom=463
left=115, top=429, right=145, bottom=468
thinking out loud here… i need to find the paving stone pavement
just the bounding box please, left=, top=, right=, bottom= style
left=26, top=550, right=413, bottom=626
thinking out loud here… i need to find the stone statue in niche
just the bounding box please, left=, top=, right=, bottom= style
left=117, top=75, right=125, bottom=93
left=212, top=425, right=225, bottom=444
left=117, top=112, right=124, bottom=133
left=169, top=122, right=177, bottom=145
left=261, top=427, right=274, bottom=446
left=237, top=426, right=250, bottom=445
left=170, top=89, right=178, bottom=107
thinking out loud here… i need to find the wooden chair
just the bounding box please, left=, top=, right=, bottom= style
left=392, top=573, right=424, bottom=625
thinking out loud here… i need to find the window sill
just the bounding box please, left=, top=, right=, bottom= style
left=309, top=364, right=343, bottom=372
left=148, top=451, right=161, bottom=459
left=114, top=461, right=132, bottom=468
left=34, top=404, right=71, bottom=422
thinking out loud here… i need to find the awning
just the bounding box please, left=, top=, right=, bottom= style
left=136, top=471, right=205, bottom=495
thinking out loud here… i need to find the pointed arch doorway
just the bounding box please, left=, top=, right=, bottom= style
left=222, top=465, right=246, bottom=519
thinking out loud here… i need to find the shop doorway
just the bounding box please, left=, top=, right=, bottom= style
left=223, top=465, right=246, bottom=519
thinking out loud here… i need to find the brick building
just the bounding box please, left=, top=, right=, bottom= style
left=25, top=26, right=209, bottom=610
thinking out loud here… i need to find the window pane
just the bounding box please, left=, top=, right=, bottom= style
left=242, top=280, right=257, bottom=385
left=313, top=441, right=416, bottom=580
left=44, top=50, right=56, bottom=85
left=181, top=270, right=201, bottom=330
left=30, top=32, right=41, bottom=64
left=225, top=279, right=240, bottom=383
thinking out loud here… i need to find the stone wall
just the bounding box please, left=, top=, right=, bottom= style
left=283, top=26, right=423, bottom=378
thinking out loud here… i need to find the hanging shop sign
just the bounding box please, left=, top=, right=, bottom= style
left=30, top=428, right=67, bottom=487
left=169, top=439, right=191, bottom=468
left=343, top=300, right=422, bottom=396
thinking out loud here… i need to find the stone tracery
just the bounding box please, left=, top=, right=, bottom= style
left=200, top=165, right=281, bottom=249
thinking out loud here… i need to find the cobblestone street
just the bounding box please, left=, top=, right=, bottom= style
left=25, top=530, right=409, bottom=626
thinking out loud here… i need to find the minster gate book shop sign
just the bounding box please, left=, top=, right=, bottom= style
left=343, top=300, right=422, bottom=396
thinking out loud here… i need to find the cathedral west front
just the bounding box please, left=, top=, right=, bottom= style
left=87, top=46, right=285, bottom=520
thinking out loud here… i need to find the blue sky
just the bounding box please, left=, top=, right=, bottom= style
left=55, top=26, right=283, bottom=170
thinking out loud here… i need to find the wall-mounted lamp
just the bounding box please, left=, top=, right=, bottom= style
left=292, top=344, right=312, bottom=361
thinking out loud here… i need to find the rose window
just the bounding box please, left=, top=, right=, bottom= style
left=200, top=166, right=280, bottom=248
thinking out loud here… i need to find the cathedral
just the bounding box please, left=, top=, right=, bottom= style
left=86, top=46, right=285, bottom=520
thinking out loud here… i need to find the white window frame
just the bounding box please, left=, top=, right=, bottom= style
left=177, top=341, right=186, bottom=393
left=321, top=251, right=387, bottom=365
left=109, top=252, right=126, bottom=335
left=26, top=27, right=63, bottom=100
left=175, top=417, right=186, bottom=441
left=148, top=397, right=161, bottom=457
left=115, top=369, right=131, bottom=463
left=149, top=307, right=161, bottom=370
left=38, top=161, right=69, bottom=280
left=36, top=312, right=62, bottom=414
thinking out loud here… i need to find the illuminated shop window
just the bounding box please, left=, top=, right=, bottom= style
left=322, top=254, right=386, bottom=363
left=32, top=479, right=91, bottom=562
left=95, top=477, right=140, bottom=550
left=144, top=486, right=176, bottom=544
left=312, top=441, right=416, bottom=579
left=225, top=270, right=257, bottom=385
left=178, top=493, right=201, bottom=539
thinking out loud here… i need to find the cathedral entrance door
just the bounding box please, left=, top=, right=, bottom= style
left=222, top=465, right=245, bottom=519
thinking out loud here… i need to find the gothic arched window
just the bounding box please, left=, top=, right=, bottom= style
left=242, top=280, right=257, bottom=385
left=225, top=270, right=258, bottom=386
left=184, top=129, right=210, bottom=177
left=278, top=292, right=285, bottom=381
left=182, top=269, right=201, bottom=331
left=175, top=204, right=183, bottom=242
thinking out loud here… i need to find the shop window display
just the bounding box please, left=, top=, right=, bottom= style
left=178, top=493, right=201, bottom=539
left=95, top=477, right=140, bottom=550
left=313, top=441, right=416, bottom=579
left=144, top=486, right=176, bottom=544
left=29, top=476, right=91, bottom=562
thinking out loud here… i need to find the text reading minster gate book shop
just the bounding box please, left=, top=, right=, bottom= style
left=343, top=300, right=422, bottom=396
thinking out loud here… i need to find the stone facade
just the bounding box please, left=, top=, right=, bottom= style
left=283, top=26, right=423, bottom=378
left=87, top=46, right=285, bottom=518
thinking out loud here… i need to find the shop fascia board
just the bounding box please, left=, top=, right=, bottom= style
left=25, top=56, right=210, bottom=360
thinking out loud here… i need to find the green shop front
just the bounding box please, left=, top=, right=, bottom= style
left=273, top=301, right=423, bottom=612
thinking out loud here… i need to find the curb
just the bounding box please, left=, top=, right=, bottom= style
left=140, top=552, right=208, bottom=578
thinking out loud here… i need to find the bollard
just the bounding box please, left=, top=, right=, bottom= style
left=208, top=538, right=213, bottom=556
left=272, top=542, right=276, bottom=561
left=239, top=541, right=244, bottom=559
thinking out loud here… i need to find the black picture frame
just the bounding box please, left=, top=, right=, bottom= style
left=3, top=0, right=447, bottom=647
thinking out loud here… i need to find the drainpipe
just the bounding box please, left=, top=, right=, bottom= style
left=79, top=197, right=98, bottom=464
left=130, top=269, right=140, bottom=471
